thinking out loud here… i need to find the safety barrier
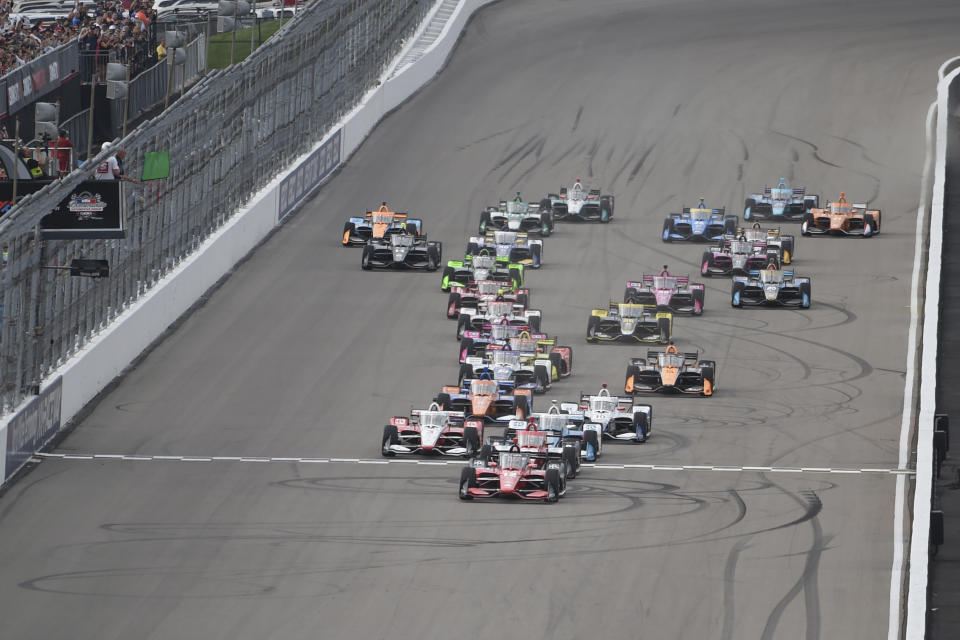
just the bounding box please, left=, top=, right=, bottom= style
left=0, top=0, right=497, bottom=483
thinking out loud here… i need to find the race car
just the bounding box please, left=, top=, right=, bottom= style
left=456, top=299, right=542, bottom=339
left=466, top=230, right=543, bottom=268
left=559, top=384, right=652, bottom=444
left=744, top=178, right=819, bottom=222
left=361, top=233, right=442, bottom=271
left=624, top=267, right=705, bottom=315
left=458, top=430, right=570, bottom=502
left=446, top=280, right=530, bottom=319
left=624, top=343, right=716, bottom=396
left=523, top=405, right=598, bottom=463
left=435, top=378, right=532, bottom=423
left=459, top=322, right=533, bottom=361
left=441, top=251, right=524, bottom=292
left=731, top=263, right=811, bottom=308
left=739, top=222, right=796, bottom=264
left=801, top=193, right=881, bottom=237
left=541, top=179, right=614, bottom=223
left=662, top=200, right=738, bottom=243
left=504, top=332, right=574, bottom=381
left=586, top=303, right=673, bottom=344
left=381, top=402, right=481, bottom=458
left=458, top=349, right=554, bottom=394
left=342, top=203, right=422, bottom=246
left=700, top=235, right=778, bottom=277
left=479, top=193, right=554, bottom=237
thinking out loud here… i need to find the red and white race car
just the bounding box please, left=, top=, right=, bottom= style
left=382, top=402, right=483, bottom=457
left=457, top=430, right=570, bottom=502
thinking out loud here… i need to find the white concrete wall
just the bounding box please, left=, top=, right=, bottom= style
left=0, top=0, right=497, bottom=484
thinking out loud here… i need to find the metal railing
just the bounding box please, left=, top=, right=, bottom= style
left=0, top=0, right=432, bottom=412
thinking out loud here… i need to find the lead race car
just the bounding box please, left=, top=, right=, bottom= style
left=731, top=263, right=811, bottom=308
left=744, top=178, right=819, bottom=222
left=586, top=302, right=673, bottom=344
left=458, top=430, right=570, bottom=502
left=801, top=192, right=881, bottom=237
left=624, top=266, right=705, bottom=315
left=381, top=402, right=481, bottom=458
left=466, top=230, right=543, bottom=268
left=541, top=179, right=615, bottom=223
left=479, top=193, right=554, bottom=237
left=559, top=385, right=652, bottom=445
left=361, top=232, right=442, bottom=271
left=342, top=203, right=423, bottom=246
left=625, top=343, right=716, bottom=396
left=662, top=199, right=738, bottom=243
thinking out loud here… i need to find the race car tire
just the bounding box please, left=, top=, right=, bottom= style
left=479, top=211, right=491, bottom=234
left=509, top=268, right=523, bottom=288
left=586, top=316, right=599, bottom=343
left=549, top=352, right=563, bottom=381
left=477, top=444, right=494, bottom=464
left=534, top=365, right=550, bottom=393
left=863, top=215, right=877, bottom=238
left=800, top=213, right=813, bottom=236
left=529, top=314, right=542, bottom=332
left=459, top=467, right=477, bottom=500
left=600, top=195, right=614, bottom=223
left=458, top=363, right=474, bottom=387
left=657, top=317, right=671, bottom=343
left=583, top=430, right=601, bottom=461
left=662, top=218, right=674, bottom=242
left=700, top=361, right=716, bottom=397
left=731, top=281, right=745, bottom=308
left=634, top=414, right=650, bottom=442
left=744, top=198, right=756, bottom=221
left=459, top=337, right=475, bottom=362
left=381, top=425, right=399, bottom=457
left=427, top=247, right=440, bottom=271
left=462, top=426, right=480, bottom=458
left=545, top=469, right=561, bottom=503
left=530, top=244, right=543, bottom=268
left=875, top=210, right=882, bottom=232
left=441, top=266, right=455, bottom=291
left=724, top=216, right=739, bottom=234
left=781, top=236, right=795, bottom=264
left=800, top=281, right=812, bottom=309
left=342, top=222, right=354, bottom=246
left=361, top=245, right=373, bottom=270
left=804, top=196, right=819, bottom=212
left=700, top=251, right=713, bottom=277
left=516, top=291, right=529, bottom=308
left=435, top=393, right=452, bottom=411
left=457, top=315, right=471, bottom=339
left=692, top=288, right=705, bottom=315
left=466, top=241, right=479, bottom=257
left=513, top=396, right=530, bottom=419
left=447, top=293, right=461, bottom=319
left=562, top=446, right=579, bottom=479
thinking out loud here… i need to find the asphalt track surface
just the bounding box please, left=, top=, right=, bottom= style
left=0, top=1, right=958, bottom=638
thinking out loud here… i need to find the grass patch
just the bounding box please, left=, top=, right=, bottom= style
left=207, top=19, right=285, bottom=68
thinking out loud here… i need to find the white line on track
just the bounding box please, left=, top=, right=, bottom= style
left=31, top=453, right=914, bottom=476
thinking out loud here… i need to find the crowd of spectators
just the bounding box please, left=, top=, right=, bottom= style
left=0, top=1, right=159, bottom=77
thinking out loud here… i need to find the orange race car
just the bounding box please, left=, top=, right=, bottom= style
left=624, top=343, right=715, bottom=396
left=341, top=203, right=423, bottom=246
left=800, top=193, right=880, bottom=238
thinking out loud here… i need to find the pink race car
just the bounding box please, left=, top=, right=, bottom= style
left=624, top=267, right=705, bottom=315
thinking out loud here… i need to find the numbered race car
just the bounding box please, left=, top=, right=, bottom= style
left=446, top=280, right=530, bottom=319
left=467, top=230, right=543, bottom=268
left=732, top=263, right=811, bottom=308
left=342, top=203, right=422, bottom=246
left=456, top=299, right=542, bottom=339
left=479, top=193, right=554, bottom=237
left=435, top=378, right=533, bottom=423
left=624, top=267, right=705, bottom=315
left=458, top=430, right=570, bottom=502
left=744, top=178, right=819, bottom=222
left=700, top=234, right=778, bottom=277
left=458, top=350, right=554, bottom=394
left=459, top=322, right=533, bottom=361
left=361, top=233, right=442, bottom=271
left=541, top=179, right=615, bottom=223
left=662, top=199, right=738, bottom=243
left=559, top=384, right=652, bottom=445
left=625, top=344, right=716, bottom=396
left=441, top=251, right=524, bottom=292
left=801, top=193, right=881, bottom=237
left=586, top=303, right=673, bottom=344
left=459, top=326, right=573, bottom=379
left=740, top=222, right=796, bottom=264
left=522, top=405, right=597, bottom=464
left=381, top=402, right=482, bottom=458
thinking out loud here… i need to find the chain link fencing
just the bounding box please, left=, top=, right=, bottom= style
left=0, top=0, right=432, bottom=412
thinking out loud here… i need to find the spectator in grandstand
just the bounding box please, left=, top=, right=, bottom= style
left=52, top=129, right=73, bottom=177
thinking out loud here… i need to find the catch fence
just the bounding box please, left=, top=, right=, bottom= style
left=0, top=0, right=432, bottom=411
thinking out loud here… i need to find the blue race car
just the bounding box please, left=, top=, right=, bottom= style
left=662, top=200, right=738, bottom=243
left=744, top=178, right=819, bottom=222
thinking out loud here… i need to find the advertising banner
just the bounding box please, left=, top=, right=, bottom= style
left=5, top=377, right=62, bottom=480
left=38, top=180, right=125, bottom=239
left=278, top=129, right=341, bottom=222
